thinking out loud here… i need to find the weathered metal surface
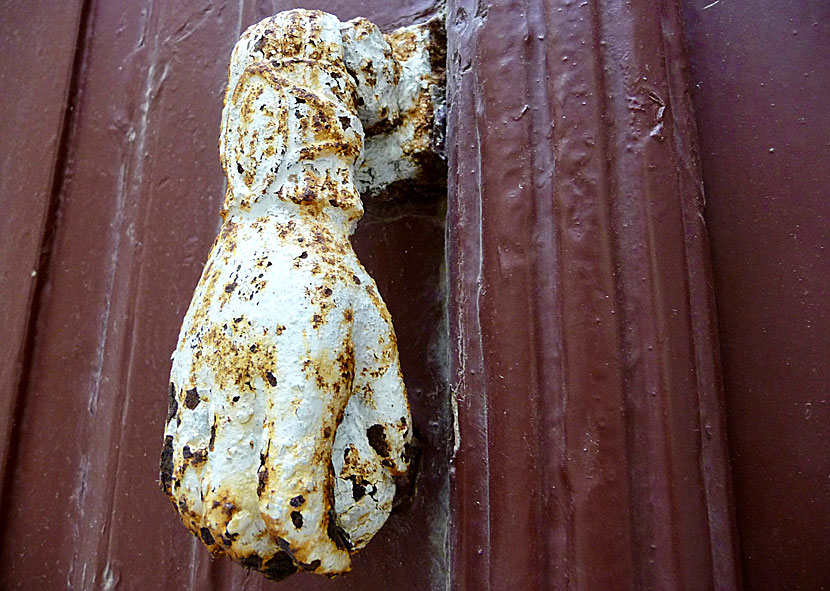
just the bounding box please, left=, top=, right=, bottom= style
left=681, top=0, right=830, bottom=588
left=0, top=1, right=448, bottom=589
left=446, top=0, right=740, bottom=589
left=355, top=18, right=446, bottom=196
left=161, top=9, right=442, bottom=581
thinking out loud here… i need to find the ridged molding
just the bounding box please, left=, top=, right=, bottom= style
left=446, top=0, right=741, bottom=589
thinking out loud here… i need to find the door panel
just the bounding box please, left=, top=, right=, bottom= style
left=681, top=1, right=830, bottom=588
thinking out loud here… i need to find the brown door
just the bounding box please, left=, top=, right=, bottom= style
left=681, top=0, right=830, bottom=588
left=1, top=0, right=826, bottom=590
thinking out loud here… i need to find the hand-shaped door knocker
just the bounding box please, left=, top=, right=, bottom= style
left=159, top=9, right=443, bottom=581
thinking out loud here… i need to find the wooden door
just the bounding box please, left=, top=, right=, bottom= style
left=681, top=0, right=830, bottom=588
left=1, top=0, right=826, bottom=589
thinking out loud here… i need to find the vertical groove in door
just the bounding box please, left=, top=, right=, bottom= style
left=0, top=0, right=94, bottom=522
left=447, top=0, right=740, bottom=589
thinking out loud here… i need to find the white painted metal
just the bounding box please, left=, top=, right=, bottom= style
left=160, top=9, right=440, bottom=580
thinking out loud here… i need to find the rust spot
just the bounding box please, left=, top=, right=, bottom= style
left=209, top=420, right=217, bottom=451
left=366, top=424, right=390, bottom=458
left=275, top=536, right=292, bottom=553
left=192, top=448, right=208, bottom=465
left=352, top=479, right=366, bottom=501
left=387, top=29, right=418, bottom=63
left=326, top=509, right=352, bottom=551
left=159, top=435, right=174, bottom=494
left=197, top=320, right=279, bottom=391
left=224, top=280, right=237, bottom=293
left=167, top=382, right=178, bottom=423
left=241, top=553, right=263, bottom=570
left=184, top=387, right=200, bottom=410
left=200, top=527, right=215, bottom=546
left=290, top=511, right=304, bottom=529
left=289, top=495, right=305, bottom=507
left=352, top=274, right=361, bottom=285
left=262, top=552, right=298, bottom=581
left=393, top=434, right=420, bottom=511
left=257, top=467, right=267, bottom=496
left=265, top=370, right=277, bottom=386
left=182, top=445, right=194, bottom=460
left=337, top=344, right=355, bottom=384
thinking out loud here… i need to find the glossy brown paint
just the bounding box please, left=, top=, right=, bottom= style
left=0, top=1, right=447, bottom=589
left=681, top=1, right=830, bottom=588
left=0, top=0, right=87, bottom=514
left=446, top=0, right=739, bottom=589
left=6, top=0, right=824, bottom=588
